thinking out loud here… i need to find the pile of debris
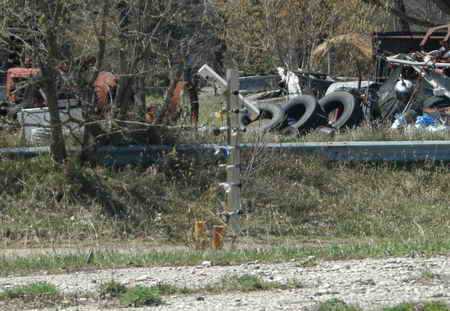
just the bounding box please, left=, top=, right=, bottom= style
left=233, top=25, right=450, bottom=135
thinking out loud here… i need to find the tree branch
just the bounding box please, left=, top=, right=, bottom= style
left=364, top=0, right=439, bottom=27
left=430, top=0, right=450, bottom=15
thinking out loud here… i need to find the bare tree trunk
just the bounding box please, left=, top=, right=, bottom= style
left=395, top=0, right=410, bottom=32
left=39, top=0, right=67, bottom=163
left=41, top=63, right=67, bottom=163
left=115, top=48, right=135, bottom=118
left=114, top=2, right=136, bottom=119
left=80, top=0, right=110, bottom=163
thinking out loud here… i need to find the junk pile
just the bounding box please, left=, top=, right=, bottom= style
left=0, top=66, right=118, bottom=143
left=230, top=25, right=450, bottom=135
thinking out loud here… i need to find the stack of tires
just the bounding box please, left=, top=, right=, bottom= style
left=240, top=91, right=364, bottom=134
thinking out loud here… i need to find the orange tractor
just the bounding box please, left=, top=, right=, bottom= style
left=1, top=65, right=198, bottom=126
left=0, top=67, right=118, bottom=117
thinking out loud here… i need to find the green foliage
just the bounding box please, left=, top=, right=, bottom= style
left=219, top=274, right=268, bottom=292
left=316, top=299, right=361, bottom=311
left=383, top=302, right=449, bottom=311
left=154, top=283, right=193, bottom=295
left=1, top=140, right=450, bottom=247
left=119, top=286, right=162, bottom=307
left=2, top=237, right=450, bottom=277
left=0, top=282, right=59, bottom=301
left=419, top=270, right=438, bottom=282
left=207, top=274, right=301, bottom=293
left=99, top=280, right=127, bottom=298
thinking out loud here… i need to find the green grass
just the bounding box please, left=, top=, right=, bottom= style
left=99, top=280, right=127, bottom=298
left=1, top=104, right=450, bottom=278
left=119, top=285, right=163, bottom=307
left=97, top=274, right=298, bottom=308
left=1, top=153, right=449, bottom=243
left=383, top=302, right=449, bottom=311
left=317, top=299, right=361, bottom=311
left=0, top=282, right=59, bottom=301
left=282, top=126, right=450, bottom=143
left=214, top=274, right=269, bottom=292
left=315, top=300, right=450, bottom=311
left=207, top=274, right=300, bottom=293
left=154, top=283, right=193, bottom=295
left=1, top=238, right=450, bottom=277
left=418, top=270, right=440, bottom=283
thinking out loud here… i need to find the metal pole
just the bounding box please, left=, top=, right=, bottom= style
left=226, top=69, right=241, bottom=237
left=197, top=64, right=260, bottom=115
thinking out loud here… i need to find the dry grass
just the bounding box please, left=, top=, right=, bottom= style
left=0, top=147, right=449, bottom=247
left=311, top=33, right=372, bottom=63
left=0, top=92, right=449, bottom=259
left=0, top=129, right=22, bottom=148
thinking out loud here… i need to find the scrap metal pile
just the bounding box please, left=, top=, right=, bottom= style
left=234, top=25, right=450, bottom=135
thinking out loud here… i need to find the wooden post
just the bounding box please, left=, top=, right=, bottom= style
left=226, top=69, right=241, bottom=237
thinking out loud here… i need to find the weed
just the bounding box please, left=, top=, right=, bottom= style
left=154, top=283, right=193, bottom=295
left=206, top=274, right=299, bottom=293
left=103, top=278, right=295, bottom=306
left=316, top=299, right=361, bottom=311
left=417, top=270, right=440, bottom=283
left=218, top=274, right=269, bottom=292
left=0, top=282, right=59, bottom=301
left=2, top=238, right=450, bottom=276
left=119, top=285, right=162, bottom=307
left=281, top=126, right=450, bottom=143
left=296, top=256, right=319, bottom=268
left=0, top=130, right=21, bottom=148
left=99, top=280, right=127, bottom=298
left=282, top=278, right=304, bottom=289
left=383, top=302, right=449, bottom=311
left=1, top=113, right=450, bottom=276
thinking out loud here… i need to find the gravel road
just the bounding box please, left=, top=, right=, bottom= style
left=2, top=255, right=449, bottom=310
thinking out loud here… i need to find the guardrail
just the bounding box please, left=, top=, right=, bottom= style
left=1, top=141, right=450, bottom=165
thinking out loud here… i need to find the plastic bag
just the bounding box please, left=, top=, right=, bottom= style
left=391, top=114, right=407, bottom=129
left=415, top=114, right=437, bottom=128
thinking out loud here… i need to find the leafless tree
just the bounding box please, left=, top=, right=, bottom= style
left=0, top=1, right=73, bottom=162
left=0, top=0, right=115, bottom=162
left=365, top=0, right=450, bottom=28
left=110, top=0, right=221, bottom=124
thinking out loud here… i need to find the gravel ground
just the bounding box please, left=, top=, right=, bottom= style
left=1, top=255, right=449, bottom=310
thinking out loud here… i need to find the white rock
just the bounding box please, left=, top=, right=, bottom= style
left=201, top=261, right=212, bottom=268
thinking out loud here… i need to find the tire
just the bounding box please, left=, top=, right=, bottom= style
left=240, top=102, right=285, bottom=132
left=280, top=95, right=327, bottom=133
left=319, top=91, right=363, bottom=129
